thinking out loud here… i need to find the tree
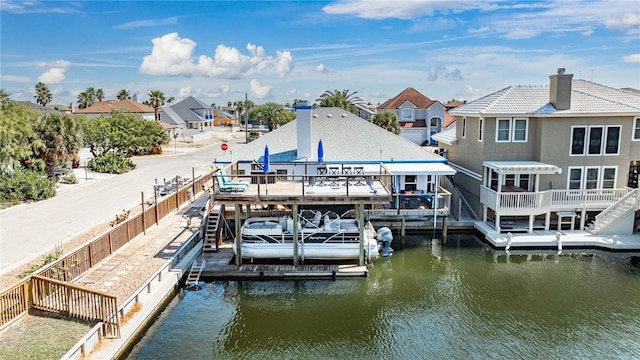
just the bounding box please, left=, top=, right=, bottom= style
left=77, top=87, right=97, bottom=109
left=249, top=103, right=291, bottom=132
left=372, top=111, right=401, bottom=135
left=0, top=89, right=10, bottom=107
left=117, top=89, right=131, bottom=100
left=316, top=89, right=362, bottom=113
left=96, top=88, right=105, bottom=102
left=166, top=97, right=175, bottom=105
left=36, top=112, right=84, bottom=176
left=147, top=90, right=165, bottom=122
left=0, top=101, right=44, bottom=173
left=34, top=82, right=52, bottom=107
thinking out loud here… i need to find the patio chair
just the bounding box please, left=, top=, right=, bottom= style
left=317, top=166, right=327, bottom=185
left=216, top=169, right=250, bottom=187
left=214, top=172, right=247, bottom=193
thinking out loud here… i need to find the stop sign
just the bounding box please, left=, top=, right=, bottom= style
left=221, top=143, right=228, bottom=151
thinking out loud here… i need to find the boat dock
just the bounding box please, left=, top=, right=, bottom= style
left=476, top=221, right=640, bottom=252
left=198, top=244, right=369, bottom=280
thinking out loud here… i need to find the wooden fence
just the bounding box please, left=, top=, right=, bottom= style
left=0, top=168, right=215, bottom=334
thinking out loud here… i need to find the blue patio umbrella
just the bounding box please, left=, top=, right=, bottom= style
left=263, top=145, right=270, bottom=173
left=317, top=139, right=324, bottom=163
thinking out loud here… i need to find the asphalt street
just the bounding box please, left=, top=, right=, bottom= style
left=0, top=133, right=245, bottom=274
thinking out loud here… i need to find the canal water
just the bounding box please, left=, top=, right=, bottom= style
left=126, top=236, right=640, bottom=359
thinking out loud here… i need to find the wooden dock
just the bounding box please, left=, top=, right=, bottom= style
left=199, top=245, right=368, bottom=280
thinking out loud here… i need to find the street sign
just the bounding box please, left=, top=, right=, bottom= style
left=221, top=143, right=228, bottom=151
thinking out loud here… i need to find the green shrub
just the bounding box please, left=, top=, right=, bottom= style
left=0, top=169, right=56, bottom=203
left=59, top=171, right=77, bottom=184
left=87, top=153, right=136, bottom=174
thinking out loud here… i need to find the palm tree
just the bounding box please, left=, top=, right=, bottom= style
left=372, top=111, right=401, bottom=135
left=166, top=96, right=175, bottom=105
left=96, top=88, right=105, bottom=102
left=0, top=89, right=10, bottom=107
left=249, top=103, right=290, bottom=132
left=117, top=89, right=131, bottom=100
left=147, top=90, right=165, bottom=122
left=77, top=91, right=94, bottom=109
left=34, top=82, right=52, bottom=107
left=316, top=89, right=362, bottom=113
left=36, top=112, right=83, bottom=177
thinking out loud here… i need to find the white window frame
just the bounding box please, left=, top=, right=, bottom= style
left=634, top=118, right=640, bottom=141
left=570, top=126, right=587, bottom=156
left=496, top=118, right=511, bottom=142
left=604, top=126, right=621, bottom=155
left=478, top=117, right=483, bottom=142
left=566, top=166, right=618, bottom=190
left=587, top=126, right=604, bottom=156
left=462, top=117, right=467, bottom=138
left=601, top=166, right=617, bottom=189
left=400, top=108, right=414, bottom=121
left=513, top=118, right=528, bottom=142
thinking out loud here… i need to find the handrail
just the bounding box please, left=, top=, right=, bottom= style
left=592, top=188, right=638, bottom=234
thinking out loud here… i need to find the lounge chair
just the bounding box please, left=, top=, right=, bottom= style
left=214, top=173, right=247, bottom=193
left=216, top=170, right=250, bottom=187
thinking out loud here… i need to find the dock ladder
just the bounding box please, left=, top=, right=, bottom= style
left=185, top=258, right=205, bottom=289
left=204, top=205, right=225, bottom=252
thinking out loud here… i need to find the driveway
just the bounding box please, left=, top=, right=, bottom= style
left=0, top=132, right=245, bottom=274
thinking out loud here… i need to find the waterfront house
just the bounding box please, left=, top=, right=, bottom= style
left=160, top=96, right=235, bottom=142
left=377, top=87, right=449, bottom=146
left=436, top=69, right=640, bottom=235
left=213, top=105, right=456, bottom=218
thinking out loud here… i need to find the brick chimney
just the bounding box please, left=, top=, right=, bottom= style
left=549, top=68, right=573, bottom=110
left=295, top=101, right=312, bottom=159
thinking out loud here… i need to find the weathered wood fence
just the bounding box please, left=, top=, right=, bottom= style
left=0, top=168, right=215, bottom=335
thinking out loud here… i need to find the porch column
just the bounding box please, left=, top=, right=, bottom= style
left=292, top=204, right=299, bottom=266
left=545, top=211, right=551, bottom=230
left=433, top=175, right=439, bottom=229
left=235, top=203, right=242, bottom=266
left=534, top=174, right=540, bottom=192
left=495, top=214, right=501, bottom=233
left=483, top=206, right=488, bottom=222
left=528, top=215, right=534, bottom=233
left=580, top=208, right=586, bottom=230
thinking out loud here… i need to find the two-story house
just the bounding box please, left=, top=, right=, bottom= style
left=437, top=69, right=640, bottom=235
left=378, top=87, right=447, bottom=146
left=73, top=99, right=155, bottom=120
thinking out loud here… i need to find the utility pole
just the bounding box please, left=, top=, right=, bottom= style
left=236, top=91, right=249, bottom=144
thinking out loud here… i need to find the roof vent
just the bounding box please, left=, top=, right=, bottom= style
left=327, top=114, right=332, bottom=118
left=313, top=114, right=318, bottom=118
left=557, top=68, right=565, bottom=75
left=341, top=114, right=347, bottom=118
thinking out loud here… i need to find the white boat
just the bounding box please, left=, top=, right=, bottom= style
left=236, top=210, right=380, bottom=261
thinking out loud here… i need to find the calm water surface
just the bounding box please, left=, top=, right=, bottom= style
left=127, top=237, right=640, bottom=359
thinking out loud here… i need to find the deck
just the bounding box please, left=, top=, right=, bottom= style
left=198, top=245, right=368, bottom=280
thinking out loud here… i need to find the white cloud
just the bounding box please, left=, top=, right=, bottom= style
left=315, top=64, right=329, bottom=73
left=323, top=0, right=489, bottom=20
left=427, top=64, right=464, bottom=82
left=606, top=11, right=640, bottom=34
left=115, top=17, right=178, bottom=30
left=37, top=59, right=71, bottom=84
left=140, top=33, right=294, bottom=80
left=1, top=74, right=30, bottom=82
left=623, top=54, right=640, bottom=63
left=178, top=86, right=192, bottom=98
left=250, top=79, right=272, bottom=99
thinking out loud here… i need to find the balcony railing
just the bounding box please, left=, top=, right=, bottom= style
left=481, top=186, right=632, bottom=215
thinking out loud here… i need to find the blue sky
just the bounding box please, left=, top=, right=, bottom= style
left=1, top=0, right=639, bottom=107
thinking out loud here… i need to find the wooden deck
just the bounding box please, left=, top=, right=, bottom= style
left=199, top=245, right=368, bottom=280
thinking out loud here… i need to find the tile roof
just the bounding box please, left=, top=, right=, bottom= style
left=450, top=79, right=640, bottom=116
left=401, top=120, right=427, bottom=128
left=74, top=99, right=154, bottom=114
left=378, top=87, right=437, bottom=110
left=443, top=111, right=456, bottom=128
left=230, top=107, right=446, bottom=164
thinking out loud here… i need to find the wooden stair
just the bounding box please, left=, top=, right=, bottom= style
left=203, top=209, right=223, bottom=252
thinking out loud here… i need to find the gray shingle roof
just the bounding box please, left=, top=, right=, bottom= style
left=230, top=107, right=446, bottom=164
left=162, top=96, right=210, bottom=122
left=450, top=79, right=640, bottom=116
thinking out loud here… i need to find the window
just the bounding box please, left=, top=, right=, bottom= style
left=588, top=127, right=603, bottom=155
left=478, top=118, right=483, bottom=142
left=497, top=118, right=511, bottom=142
left=513, top=119, right=528, bottom=142
left=519, top=174, right=530, bottom=191
left=430, top=117, right=441, bottom=127
left=602, top=167, right=616, bottom=189
left=404, top=175, right=417, bottom=191
left=462, top=117, right=467, bottom=138
left=634, top=118, right=640, bottom=141
left=401, top=108, right=413, bottom=121
left=505, top=174, right=516, bottom=186
left=585, top=167, right=599, bottom=189
left=568, top=168, right=582, bottom=189
left=571, top=125, right=620, bottom=156
left=605, top=126, right=620, bottom=154
left=567, top=166, right=617, bottom=189
left=571, top=127, right=586, bottom=155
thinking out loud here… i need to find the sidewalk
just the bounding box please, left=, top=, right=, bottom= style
left=0, top=195, right=208, bottom=359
